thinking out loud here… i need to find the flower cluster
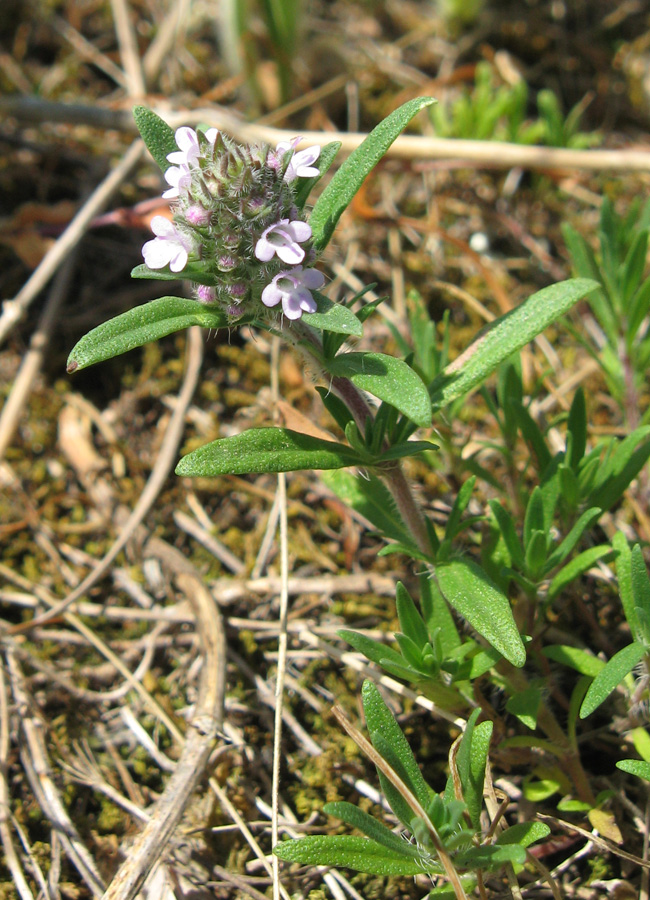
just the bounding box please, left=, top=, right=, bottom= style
left=142, top=127, right=324, bottom=321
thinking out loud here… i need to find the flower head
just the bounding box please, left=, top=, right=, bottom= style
left=142, top=216, right=192, bottom=272
left=261, top=267, right=324, bottom=320
left=275, top=137, right=321, bottom=182
left=255, top=219, right=312, bottom=265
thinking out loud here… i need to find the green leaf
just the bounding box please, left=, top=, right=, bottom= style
left=327, top=352, right=432, bottom=427
left=436, top=559, right=526, bottom=667
left=617, top=759, right=650, bottom=782
left=542, top=645, right=605, bottom=677
left=320, top=469, right=414, bottom=547
left=420, top=573, right=461, bottom=654
left=506, top=687, right=542, bottom=730
left=293, top=140, right=342, bottom=209
left=396, top=582, right=430, bottom=648
left=133, top=105, right=177, bottom=173
left=67, top=297, right=228, bottom=372
left=488, top=500, right=525, bottom=570
left=567, top=387, right=587, bottom=470
left=613, top=532, right=637, bottom=638
left=547, top=544, right=615, bottom=601
left=273, top=835, right=434, bottom=876
left=631, top=545, right=650, bottom=642
left=175, top=427, right=364, bottom=477
left=362, top=681, right=433, bottom=829
left=323, top=802, right=419, bottom=856
left=580, top=641, right=646, bottom=718
left=130, top=263, right=217, bottom=286
left=453, top=710, right=493, bottom=830
left=338, top=630, right=413, bottom=674
left=302, top=291, right=363, bottom=337
left=544, top=507, right=602, bottom=572
left=587, top=426, right=650, bottom=512
left=455, top=843, right=526, bottom=870
left=309, top=97, right=436, bottom=252
left=429, top=279, right=599, bottom=410
left=496, top=822, right=550, bottom=848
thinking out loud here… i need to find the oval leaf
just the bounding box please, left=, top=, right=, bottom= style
left=328, top=352, right=432, bottom=427
left=580, top=641, right=646, bottom=718
left=309, top=97, right=436, bottom=252
left=429, top=279, right=599, bottom=410
left=435, top=560, right=526, bottom=667
left=323, top=802, right=420, bottom=856
left=617, top=759, right=650, bottom=781
left=133, top=105, right=177, bottom=173
left=176, top=427, right=364, bottom=477
left=273, top=835, right=434, bottom=876
left=302, top=292, right=363, bottom=336
left=67, top=297, right=228, bottom=372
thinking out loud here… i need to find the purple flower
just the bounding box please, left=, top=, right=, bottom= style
left=196, top=285, right=217, bottom=304
left=255, top=219, right=312, bottom=265
left=162, top=127, right=219, bottom=199
left=276, top=137, right=321, bottom=182
left=162, top=164, right=191, bottom=200
left=261, top=267, right=325, bottom=320
left=167, top=126, right=219, bottom=168
left=142, top=216, right=192, bottom=272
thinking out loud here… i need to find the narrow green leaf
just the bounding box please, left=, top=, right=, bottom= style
left=631, top=545, right=650, bottom=639
left=338, top=629, right=412, bottom=672
left=455, top=843, right=526, bottom=870
left=436, top=560, right=526, bottom=667
left=396, top=582, right=430, bottom=649
left=429, top=279, right=600, bottom=410
left=302, top=292, right=363, bottom=336
left=617, top=759, right=650, bottom=782
left=133, top=105, right=177, bottom=173
left=567, top=387, right=587, bottom=470
left=130, top=263, right=217, bottom=286
left=323, top=802, right=419, bottom=856
left=545, top=507, right=602, bottom=572
left=362, top=681, right=433, bottom=829
left=67, top=297, right=228, bottom=372
left=175, top=427, right=363, bottom=477
left=376, top=440, right=438, bottom=463
left=488, top=499, right=525, bottom=570
left=506, top=687, right=541, bottom=730
left=587, top=426, right=650, bottom=512
left=613, top=532, right=637, bottom=638
left=542, top=645, right=605, bottom=678
left=420, top=574, right=461, bottom=654
left=454, top=711, right=493, bottom=830
left=293, top=140, right=342, bottom=209
left=496, top=822, right=550, bottom=848
left=511, top=401, right=552, bottom=474
left=580, top=641, right=646, bottom=718
left=547, top=545, right=614, bottom=601
left=327, top=352, right=432, bottom=427
left=309, top=97, right=436, bottom=252
left=273, top=835, right=434, bottom=876
left=320, top=469, right=414, bottom=547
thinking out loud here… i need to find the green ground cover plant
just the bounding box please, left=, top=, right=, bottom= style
left=64, top=95, right=650, bottom=897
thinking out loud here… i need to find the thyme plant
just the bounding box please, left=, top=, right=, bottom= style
left=68, top=97, right=644, bottom=896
